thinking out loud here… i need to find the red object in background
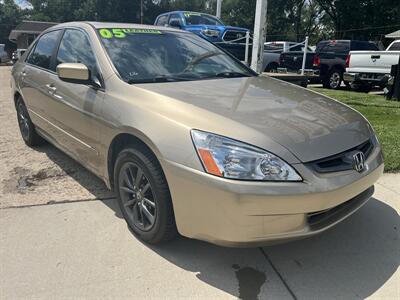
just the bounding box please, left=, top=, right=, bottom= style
left=313, top=55, right=320, bottom=67
left=345, top=54, right=351, bottom=68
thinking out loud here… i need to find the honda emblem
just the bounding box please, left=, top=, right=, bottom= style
left=353, top=152, right=365, bottom=172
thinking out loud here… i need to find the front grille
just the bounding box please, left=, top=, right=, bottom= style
left=308, top=139, right=373, bottom=173
left=222, top=30, right=247, bottom=42
left=307, top=186, right=374, bottom=230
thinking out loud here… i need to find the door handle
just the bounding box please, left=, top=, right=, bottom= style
left=45, top=84, right=57, bottom=95
left=21, top=70, right=27, bottom=80
left=371, top=55, right=380, bottom=59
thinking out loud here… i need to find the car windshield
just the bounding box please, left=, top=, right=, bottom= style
left=184, top=12, right=223, bottom=26
left=98, top=28, right=254, bottom=84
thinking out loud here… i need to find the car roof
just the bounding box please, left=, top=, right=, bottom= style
left=50, top=21, right=185, bottom=33
left=160, top=11, right=216, bottom=17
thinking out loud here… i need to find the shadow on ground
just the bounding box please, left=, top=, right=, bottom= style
left=40, top=144, right=399, bottom=299
left=34, top=144, right=115, bottom=201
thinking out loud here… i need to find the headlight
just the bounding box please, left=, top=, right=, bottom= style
left=191, top=130, right=302, bottom=181
left=201, top=29, right=220, bottom=37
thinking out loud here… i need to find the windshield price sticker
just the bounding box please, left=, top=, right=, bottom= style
left=183, top=12, right=202, bottom=17
left=99, top=28, right=162, bottom=39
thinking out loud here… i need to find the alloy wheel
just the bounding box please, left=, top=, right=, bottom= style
left=118, top=162, right=157, bottom=231
left=329, top=72, right=341, bottom=89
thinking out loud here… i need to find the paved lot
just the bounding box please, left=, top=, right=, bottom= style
left=1, top=66, right=399, bottom=299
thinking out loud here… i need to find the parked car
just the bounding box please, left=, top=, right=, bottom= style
left=0, top=44, right=10, bottom=64
left=279, top=50, right=317, bottom=73
left=262, top=41, right=313, bottom=72
left=344, top=40, right=400, bottom=92
left=314, top=40, right=379, bottom=89
left=154, top=11, right=249, bottom=60
left=11, top=49, right=26, bottom=64
left=11, top=22, right=383, bottom=247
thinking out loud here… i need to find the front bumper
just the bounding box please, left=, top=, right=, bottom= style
left=162, top=145, right=384, bottom=247
left=344, top=72, right=389, bottom=85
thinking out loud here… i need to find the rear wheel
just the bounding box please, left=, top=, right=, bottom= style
left=323, top=68, right=342, bottom=89
left=15, top=97, right=45, bottom=146
left=114, top=146, right=177, bottom=244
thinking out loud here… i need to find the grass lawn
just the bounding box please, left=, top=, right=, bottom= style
left=310, top=88, right=400, bottom=172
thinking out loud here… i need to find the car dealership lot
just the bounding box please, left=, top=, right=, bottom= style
left=1, top=66, right=399, bottom=299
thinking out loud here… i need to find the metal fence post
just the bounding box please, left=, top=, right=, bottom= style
left=394, top=55, right=400, bottom=100
left=244, top=31, right=250, bottom=66
left=301, top=36, right=309, bottom=75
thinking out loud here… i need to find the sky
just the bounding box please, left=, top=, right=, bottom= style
left=15, top=0, right=32, bottom=9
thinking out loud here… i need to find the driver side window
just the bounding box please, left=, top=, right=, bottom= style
left=56, top=29, right=97, bottom=75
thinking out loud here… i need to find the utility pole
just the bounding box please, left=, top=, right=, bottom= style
left=140, top=0, right=144, bottom=24
left=216, top=0, right=222, bottom=19
left=250, top=0, right=268, bottom=73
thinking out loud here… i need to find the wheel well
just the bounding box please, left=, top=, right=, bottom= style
left=265, top=62, right=279, bottom=71
left=330, top=65, right=344, bottom=73
left=14, top=91, right=22, bottom=107
left=107, top=133, right=159, bottom=190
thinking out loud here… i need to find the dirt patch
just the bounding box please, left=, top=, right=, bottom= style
left=2, top=166, right=72, bottom=194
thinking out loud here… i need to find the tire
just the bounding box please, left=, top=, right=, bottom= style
left=323, top=68, right=342, bottom=89
left=265, top=63, right=278, bottom=72
left=15, top=97, right=45, bottom=146
left=114, top=146, right=177, bottom=244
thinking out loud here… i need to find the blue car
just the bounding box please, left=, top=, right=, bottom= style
left=154, top=11, right=250, bottom=60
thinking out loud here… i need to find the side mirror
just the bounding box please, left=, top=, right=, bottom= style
left=169, top=19, right=181, bottom=28
left=57, top=63, right=90, bottom=84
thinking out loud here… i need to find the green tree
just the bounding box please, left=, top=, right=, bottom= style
left=0, top=0, right=24, bottom=53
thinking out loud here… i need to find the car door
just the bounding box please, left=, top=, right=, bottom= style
left=20, top=29, right=63, bottom=135
left=46, top=28, right=105, bottom=174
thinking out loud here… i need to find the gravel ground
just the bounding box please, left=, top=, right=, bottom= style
left=0, top=66, right=113, bottom=209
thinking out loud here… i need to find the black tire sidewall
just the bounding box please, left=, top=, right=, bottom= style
left=16, top=98, right=34, bottom=145
left=114, top=147, right=173, bottom=243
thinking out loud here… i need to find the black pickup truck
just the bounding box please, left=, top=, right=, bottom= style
left=314, top=40, right=379, bottom=89
left=279, top=51, right=316, bottom=73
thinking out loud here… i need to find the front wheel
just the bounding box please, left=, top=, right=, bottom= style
left=114, top=146, right=177, bottom=244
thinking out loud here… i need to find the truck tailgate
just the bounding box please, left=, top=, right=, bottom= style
left=347, top=51, right=400, bottom=74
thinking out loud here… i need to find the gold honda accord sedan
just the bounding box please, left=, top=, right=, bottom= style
left=11, top=22, right=384, bottom=246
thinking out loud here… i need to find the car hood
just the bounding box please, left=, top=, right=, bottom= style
left=137, top=76, right=372, bottom=162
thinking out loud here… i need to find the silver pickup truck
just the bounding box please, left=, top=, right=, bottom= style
left=344, top=40, right=400, bottom=91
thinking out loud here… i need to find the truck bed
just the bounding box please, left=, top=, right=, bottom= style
left=279, top=51, right=316, bottom=72
left=347, top=51, right=400, bottom=74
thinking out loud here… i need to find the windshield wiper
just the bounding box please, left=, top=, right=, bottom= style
left=180, top=51, right=223, bottom=73
left=214, top=71, right=252, bottom=78
left=128, top=75, right=191, bottom=84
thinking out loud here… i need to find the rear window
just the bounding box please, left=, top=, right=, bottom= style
left=388, top=42, right=400, bottom=51
left=264, top=43, right=283, bottom=52
left=156, top=15, right=168, bottom=26
left=351, top=41, right=379, bottom=51
left=316, top=40, right=349, bottom=53
left=27, top=30, right=61, bottom=71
